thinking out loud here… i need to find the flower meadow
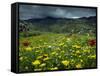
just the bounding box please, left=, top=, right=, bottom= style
left=19, top=33, right=96, bottom=72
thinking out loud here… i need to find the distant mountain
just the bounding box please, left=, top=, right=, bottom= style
left=23, top=16, right=96, bottom=20
left=78, top=16, right=96, bottom=22
left=21, top=16, right=96, bottom=24
left=23, top=16, right=72, bottom=23
left=79, top=16, right=96, bottom=19
left=19, top=16, right=96, bottom=34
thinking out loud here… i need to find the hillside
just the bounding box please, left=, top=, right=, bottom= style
left=19, top=16, right=96, bottom=34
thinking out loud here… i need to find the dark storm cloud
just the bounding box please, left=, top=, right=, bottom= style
left=19, top=5, right=96, bottom=20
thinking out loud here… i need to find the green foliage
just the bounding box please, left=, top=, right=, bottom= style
left=19, top=33, right=96, bottom=72
left=19, top=31, right=43, bottom=37
left=18, top=17, right=96, bottom=72
left=19, top=17, right=96, bottom=34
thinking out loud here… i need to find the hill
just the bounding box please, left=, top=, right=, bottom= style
left=19, top=16, right=96, bottom=34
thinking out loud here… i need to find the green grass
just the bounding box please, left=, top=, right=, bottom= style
left=19, top=33, right=96, bottom=72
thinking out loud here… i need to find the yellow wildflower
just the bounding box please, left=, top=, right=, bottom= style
left=50, top=67, right=58, bottom=70
left=76, top=50, right=80, bottom=54
left=59, top=43, right=64, bottom=46
left=51, top=52, right=56, bottom=55
left=89, top=55, right=96, bottom=59
left=91, top=55, right=96, bottom=58
left=37, top=56, right=43, bottom=59
left=48, top=46, right=52, bottom=48
left=71, top=59, right=74, bottom=63
left=43, top=54, right=48, bottom=57
left=76, top=64, right=82, bottom=68
left=32, top=60, right=41, bottom=65
left=43, top=57, right=50, bottom=61
left=40, top=63, right=46, bottom=67
left=72, top=45, right=81, bottom=49
left=62, top=60, right=69, bottom=66
left=80, top=59, right=83, bottom=62
left=61, top=51, right=65, bottom=53
left=25, top=47, right=32, bottom=51
left=36, top=50, right=40, bottom=53
left=67, top=38, right=71, bottom=41
left=58, top=56, right=62, bottom=58
left=44, top=42, right=47, bottom=45
left=84, top=50, right=90, bottom=53
left=19, top=57, right=23, bottom=61
left=79, top=55, right=81, bottom=58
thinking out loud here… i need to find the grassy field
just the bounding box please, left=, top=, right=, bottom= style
left=19, top=33, right=96, bottom=72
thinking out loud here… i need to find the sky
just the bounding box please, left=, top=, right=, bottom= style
left=19, top=5, right=96, bottom=20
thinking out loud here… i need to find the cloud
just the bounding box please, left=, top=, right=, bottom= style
left=19, top=5, right=96, bottom=20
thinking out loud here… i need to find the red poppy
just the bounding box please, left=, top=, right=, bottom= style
left=88, top=39, right=96, bottom=46
left=22, top=41, right=30, bottom=47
